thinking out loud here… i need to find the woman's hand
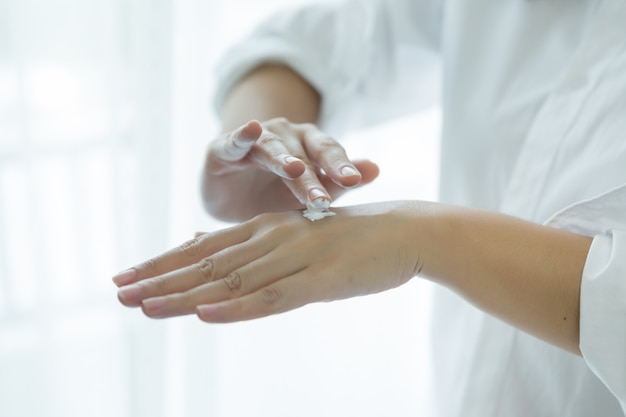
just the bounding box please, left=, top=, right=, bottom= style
left=112, top=198, right=590, bottom=353
left=202, top=118, right=380, bottom=221
left=112, top=202, right=421, bottom=323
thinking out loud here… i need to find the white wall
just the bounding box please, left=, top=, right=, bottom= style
left=0, top=1, right=440, bottom=416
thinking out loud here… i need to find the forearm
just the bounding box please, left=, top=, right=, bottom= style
left=219, top=63, right=321, bottom=131
left=415, top=203, right=592, bottom=355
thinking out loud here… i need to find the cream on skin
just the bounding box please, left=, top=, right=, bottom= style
left=302, top=200, right=336, bottom=221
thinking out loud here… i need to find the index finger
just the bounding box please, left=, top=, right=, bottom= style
left=111, top=224, right=251, bottom=287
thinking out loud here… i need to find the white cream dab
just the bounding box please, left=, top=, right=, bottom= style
left=302, top=201, right=336, bottom=221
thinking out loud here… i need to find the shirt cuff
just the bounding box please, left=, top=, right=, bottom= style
left=580, top=230, right=626, bottom=412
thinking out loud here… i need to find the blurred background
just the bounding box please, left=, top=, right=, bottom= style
left=0, top=0, right=441, bottom=416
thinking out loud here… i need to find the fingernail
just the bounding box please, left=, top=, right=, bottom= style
left=284, top=156, right=301, bottom=164
left=112, top=269, right=136, bottom=286
left=340, top=166, right=360, bottom=177
left=309, top=187, right=330, bottom=209
left=309, top=187, right=329, bottom=202
left=117, top=284, right=143, bottom=304
left=142, top=296, right=169, bottom=317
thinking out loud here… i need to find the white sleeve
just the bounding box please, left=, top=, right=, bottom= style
left=213, top=0, right=442, bottom=133
left=581, top=232, right=626, bottom=413
left=546, top=185, right=626, bottom=413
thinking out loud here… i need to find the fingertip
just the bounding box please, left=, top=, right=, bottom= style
left=112, top=268, right=137, bottom=287
left=117, top=284, right=143, bottom=307
left=283, top=156, right=306, bottom=178
left=219, top=121, right=262, bottom=161
left=353, top=159, right=380, bottom=183
left=240, top=120, right=263, bottom=140
left=338, top=165, right=363, bottom=187
left=141, top=296, right=169, bottom=319
left=309, top=188, right=331, bottom=207
left=197, top=304, right=221, bottom=323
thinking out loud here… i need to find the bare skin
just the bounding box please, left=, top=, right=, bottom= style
left=202, top=64, right=379, bottom=221
left=114, top=64, right=592, bottom=355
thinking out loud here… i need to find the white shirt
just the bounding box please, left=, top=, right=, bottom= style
left=214, top=0, right=626, bottom=415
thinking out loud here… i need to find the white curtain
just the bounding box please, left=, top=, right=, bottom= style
left=0, top=0, right=440, bottom=416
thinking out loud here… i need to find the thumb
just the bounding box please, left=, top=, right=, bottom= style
left=214, top=120, right=263, bottom=162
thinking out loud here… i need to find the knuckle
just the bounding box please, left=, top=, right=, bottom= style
left=316, top=135, right=339, bottom=150
left=306, top=134, right=341, bottom=158
left=139, top=256, right=161, bottom=276
left=222, top=272, right=243, bottom=295
left=179, top=237, right=201, bottom=257
left=195, top=257, right=215, bottom=283
left=260, top=286, right=283, bottom=308
left=256, top=134, right=280, bottom=147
